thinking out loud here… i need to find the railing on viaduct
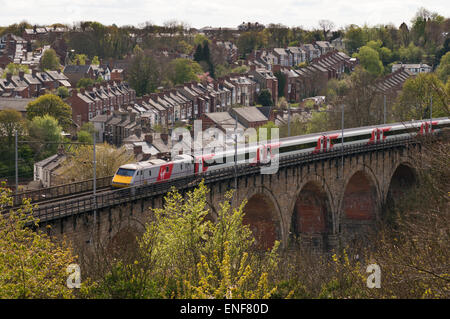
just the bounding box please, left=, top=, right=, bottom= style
left=23, top=136, right=421, bottom=224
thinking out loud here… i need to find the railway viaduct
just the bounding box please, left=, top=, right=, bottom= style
left=32, top=138, right=421, bottom=253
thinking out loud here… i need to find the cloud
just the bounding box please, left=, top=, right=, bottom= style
left=0, top=0, right=448, bottom=29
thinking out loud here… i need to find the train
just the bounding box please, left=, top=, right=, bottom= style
left=111, top=117, right=450, bottom=188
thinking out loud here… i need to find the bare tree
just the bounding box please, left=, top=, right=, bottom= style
left=318, top=20, right=335, bottom=40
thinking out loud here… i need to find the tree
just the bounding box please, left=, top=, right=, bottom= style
left=91, top=56, right=100, bottom=65
left=398, top=43, right=425, bottom=63
left=436, top=51, right=450, bottom=83
left=274, top=70, right=286, bottom=98
left=167, top=58, right=203, bottom=86
left=0, top=109, right=25, bottom=146
left=26, top=94, right=72, bottom=130
left=40, top=48, right=60, bottom=71
left=58, top=143, right=133, bottom=182
left=344, top=25, right=366, bottom=55
left=0, top=184, right=79, bottom=298
left=2, top=63, right=30, bottom=78
left=318, top=20, right=335, bottom=40
left=128, top=46, right=160, bottom=96
left=393, top=73, right=449, bottom=121
left=72, top=54, right=87, bottom=65
left=354, top=46, right=384, bottom=76
left=257, top=89, right=273, bottom=106
left=28, top=115, right=62, bottom=158
left=57, top=86, right=69, bottom=99
left=76, top=77, right=95, bottom=89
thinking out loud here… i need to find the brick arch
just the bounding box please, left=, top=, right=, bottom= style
left=106, top=226, right=142, bottom=260
left=289, top=175, right=334, bottom=251
left=338, top=165, right=381, bottom=242
left=240, top=186, right=284, bottom=250
left=384, top=160, right=417, bottom=202
left=385, top=162, right=417, bottom=215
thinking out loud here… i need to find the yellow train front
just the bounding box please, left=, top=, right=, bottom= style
left=111, top=164, right=138, bottom=188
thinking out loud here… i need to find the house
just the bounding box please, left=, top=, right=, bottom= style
left=314, top=41, right=334, bottom=55
left=230, top=106, right=268, bottom=129
left=63, top=63, right=94, bottom=86
left=391, top=63, right=432, bottom=75
left=0, top=97, right=34, bottom=115
left=33, top=152, right=67, bottom=188
left=273, top=48, right=290, bottom=67
left=46, top=70, right=71, bottom=88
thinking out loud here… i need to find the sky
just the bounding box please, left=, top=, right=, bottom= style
left=0, top=0, right=448, bottom=29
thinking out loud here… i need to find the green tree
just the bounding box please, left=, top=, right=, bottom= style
left=167, top=58, right=203, bottom=86
left=28, top=115, right=62, bottom=158
left=26, top=94, right=72, bottom=130
left=77, top=130, right=93, bottom=144
left=193, top=34, right=210, bottom=46
left=72, top=54, right=87, bottom=65
left=57, top=86, right=69, bottom=99
left=274, top=70, right=286, bottom=98
left=0, top=109, right=25, bottom=146
left=354, top=46, right=384, bottom=76
left=257, top=89, right=273, bottom=106
left=76, top=77, right=95, bottom=89
left=344, top=25, right=366, bottom=55
left=393, top=73, right=449, bottom=121
left=398, top=43, right=425, bottom=63
left=436, top=51, right=450, bottom=83
left=0, top=184, right=79, bottom=298
left=2, top=63, right=30, bottom=78
left=128, top=46, right=160, bottom=96
left=40, top=48, right=60, bottom=71
left=91, top=56, right=100, bottom=65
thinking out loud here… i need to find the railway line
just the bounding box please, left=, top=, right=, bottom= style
left=24, top=135, right=425, bottom=224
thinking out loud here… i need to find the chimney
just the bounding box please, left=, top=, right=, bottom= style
left=32, top=69, right=37, bottom=77
left=149, top=93, right=158, bottom=101
left=76, top=59, right=80, bottom=66
left=6, top=73, right=12, bottom=82
left=145, top=134, right=153, bottom=144
left=19, top=71, right=25, bottom=79
left=71, top=88, right=78, bottom=97
left=135, top=128, right=141, bottom=138
left=130, top=112, right=136, bottom=122
left=80, top=88, right=85, bottom=94
left=133, top=145, right=142, bottom=155
left=249, top=64, right=256, bottom=72
left=160, top=133, right=168, bottom=145
left=213, top=81, right=218, bottom=90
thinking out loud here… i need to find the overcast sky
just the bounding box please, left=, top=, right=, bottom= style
left=0, top=0, right=448, bottom=29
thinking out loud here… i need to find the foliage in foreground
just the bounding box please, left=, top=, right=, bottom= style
left=0, top=184, right=79, bottom=298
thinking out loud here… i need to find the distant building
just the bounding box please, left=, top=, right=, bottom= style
left=391, top=63, right=432, bottom=75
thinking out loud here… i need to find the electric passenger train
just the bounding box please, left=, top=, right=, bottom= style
left=111, top=118, right=450, bottom=188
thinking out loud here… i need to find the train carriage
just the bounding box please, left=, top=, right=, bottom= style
left=112, top=117, right=450, bottom=188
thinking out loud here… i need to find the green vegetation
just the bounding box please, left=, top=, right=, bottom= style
left=257, top=89, right=273, bottom=106
left=1, top=63, right=30, bottom=78
left=40, top=48, right=60, bottom=71
left=0, top=184, right=81, bottom=298
left=26, top=94, right=72, bottom=130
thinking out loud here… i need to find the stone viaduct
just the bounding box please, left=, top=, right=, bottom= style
left=41, top=140, right=419, bottom=253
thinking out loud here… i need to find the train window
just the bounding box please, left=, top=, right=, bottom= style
left=343, top=134, right=371, bottom=143
left=166, top=167, right=169, bottom=172
left=117, top=168, right=135, bottom=176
